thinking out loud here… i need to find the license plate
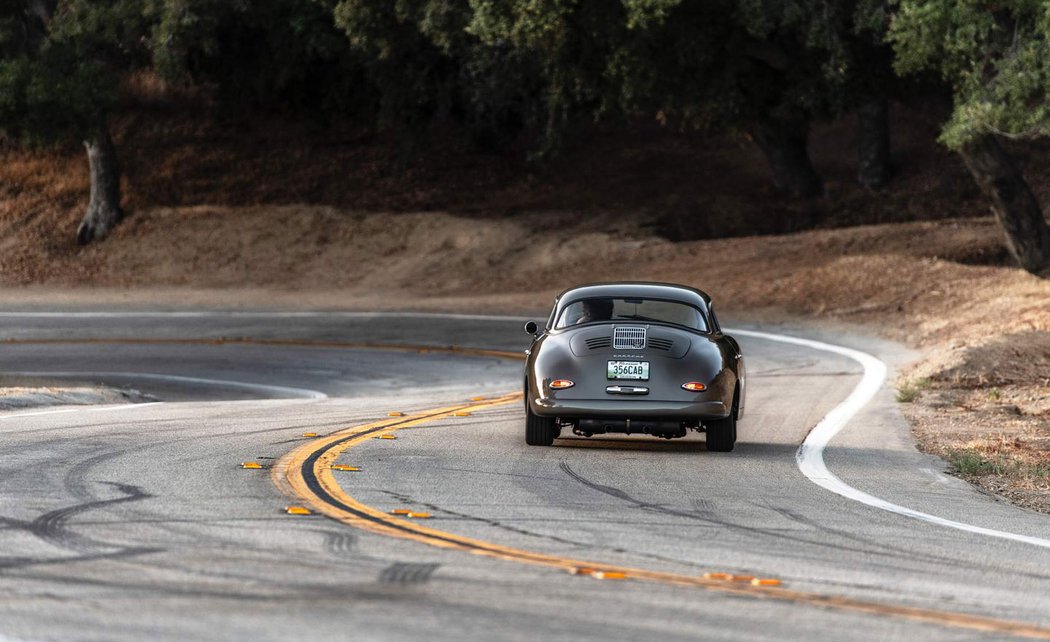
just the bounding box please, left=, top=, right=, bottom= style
left=607, top=361, right=650, bottom=380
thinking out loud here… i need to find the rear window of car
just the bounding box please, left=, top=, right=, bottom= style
left=555, top=297, right=708, bottom=331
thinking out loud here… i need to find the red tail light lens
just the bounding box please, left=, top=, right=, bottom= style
left=681, top=382, right=707, bottom=392
left=549, top=379, right=575, bottom=389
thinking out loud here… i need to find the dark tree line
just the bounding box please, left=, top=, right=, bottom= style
left=0, top=0, right=1047, bottom=275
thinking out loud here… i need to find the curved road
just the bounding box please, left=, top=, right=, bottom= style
left=1, top=311, right=1049, bottom=641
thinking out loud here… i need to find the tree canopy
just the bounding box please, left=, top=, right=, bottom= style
left=890, top=0, right=1050, bottom=150
left=0, top=0, right=1046, bottom=273
left=0, top=1, right=149, bottom=145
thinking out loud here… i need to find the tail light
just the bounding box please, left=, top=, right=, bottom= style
left=681, top=382, right=707, bottom=392
left=549, top=379, right=575, bottom=389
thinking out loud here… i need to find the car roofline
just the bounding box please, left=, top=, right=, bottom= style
left=548, top=282, right=714, bottom=332
left=553, top=282, right=712, bottom=307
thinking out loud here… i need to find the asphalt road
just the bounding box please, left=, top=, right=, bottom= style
left=1, top=311, right=1049, bottom=641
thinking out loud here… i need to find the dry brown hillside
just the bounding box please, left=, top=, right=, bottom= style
left=0, top=103, right=1025, bottom=284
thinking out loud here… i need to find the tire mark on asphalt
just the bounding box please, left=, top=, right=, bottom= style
left=29, top=482, right=152, bottom=553
left=376, top=490, right=710, bottom=571
left=759, top=503, right=1050, bottom=583
left=63, top=449, right=136, bottom=502
left=556, top=462, right=1033, bottom=577
left=378, top=562, right=440, bottom=584
left=321, top=530, right=359, bottom=556
left=0, top=548, right=162, bottom=571
left=559, top=462, right=715, bottom=522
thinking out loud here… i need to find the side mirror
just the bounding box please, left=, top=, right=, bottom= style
left=524, top=321, right=539, bottom=335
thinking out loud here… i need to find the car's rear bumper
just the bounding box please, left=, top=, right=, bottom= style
left=530, top=397, right=728, bottom=420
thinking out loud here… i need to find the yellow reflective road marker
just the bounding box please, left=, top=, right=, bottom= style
left=302, top=432, right=319, bottom=438
left=406, top=512, right=432, bottom=519
left=469, top=396, right=486, bottom=401
left=285, top=506, right=312, bottom=515
left=240, top=462, right=263, bottom=469
left=453, top=411, right=472, bottom=417
left=376, top=434, right=397, bottom=440
left=390, top=509, right=412, bottom=515
left=387, top=411, right=405, bottom=417
left=592, top=571, right=628, bottom=581
left=274, top=391, right=1050, bottom=641
left=331, top=465, right=360, bottom=472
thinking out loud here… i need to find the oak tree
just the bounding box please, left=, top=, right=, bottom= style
left=890, top=0, right=1050, bottom=274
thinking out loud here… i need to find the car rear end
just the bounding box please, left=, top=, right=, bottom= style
left=528, top=324, right=735, bottom=438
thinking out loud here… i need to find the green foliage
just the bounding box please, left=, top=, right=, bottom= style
left=466, top=0, right=895, bottom=152
left=889, top=0, right=1050, bottom=149
left=331, top=0, right=465, bottom=130
left=0, top=0, right=151, bottom=144
left=469, top=0, right=632, bottom=151
left=0, top=49, right=118, bottom=143
left=150, top=0, right=365, bottom=119
left=895, top=377, right=930, bottom=402
left=0, top=0, right=903, bottom=162
left=949, top=448, right=1050, bottom=481
left=950, top=450, right=1007, bottom=476
left=329, top=0, right=545, bottom=149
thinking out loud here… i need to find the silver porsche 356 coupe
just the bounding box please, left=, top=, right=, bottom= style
left=523, top=282, right=745, bottom=451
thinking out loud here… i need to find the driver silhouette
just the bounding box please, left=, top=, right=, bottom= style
left=576, top=298, right=614, bottom=324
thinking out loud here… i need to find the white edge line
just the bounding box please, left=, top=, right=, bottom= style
left=0, top=403, right=162, bottom=421
left=4, top=371, right=327, bottom=401
left=729, top=327, right=1050, bottom=550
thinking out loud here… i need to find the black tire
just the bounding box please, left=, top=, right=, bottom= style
left=705, top=413, right=736, bottom=452
left=525, top=406, right=559, bottom=446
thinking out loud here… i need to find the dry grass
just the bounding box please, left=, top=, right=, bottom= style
left=905, top=383, right=1050, bottom=512
left=896, top=378, right=931, bottom=403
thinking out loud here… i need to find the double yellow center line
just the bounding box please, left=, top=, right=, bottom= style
left=273, top=394, right=1050, bottom=640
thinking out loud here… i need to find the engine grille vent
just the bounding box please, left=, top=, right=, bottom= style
left=613, top=326, right=646, bottom=350
left=648, top=337, right=674, bottom=351
left=585, top=336, right=612, bottom=350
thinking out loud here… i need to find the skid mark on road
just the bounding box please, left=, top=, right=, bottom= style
left=559, top=462, right=968, bottom=568
left=374, top=488, right=707, bottom=570
left=378, top=562, right=441, bottom=584
left=28, top=482, right=152, bottom=554
left=320, top=530, right=359, bottom=556
left=274, top=397, right=1050, bottom=640
left=0, top=481, right=161, bottom=570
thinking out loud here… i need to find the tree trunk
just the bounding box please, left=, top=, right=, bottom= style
left=958, top=135, right=1050, bottom=275
left=77, top=124, right=123, bottom=245
left=752, top=111, right=823, bottom=198
left=857, top=96, right=891, bottom=189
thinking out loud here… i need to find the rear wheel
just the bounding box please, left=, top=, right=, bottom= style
left=705, top=413, right=736, bottom=452
left=525, top=406, right=559, bottom=446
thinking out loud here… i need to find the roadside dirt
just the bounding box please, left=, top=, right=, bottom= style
left=0, top=378, right=156, bottom=410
